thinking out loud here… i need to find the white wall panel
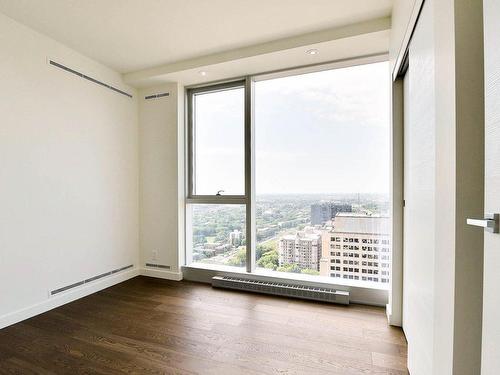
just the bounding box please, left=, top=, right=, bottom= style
left=0, top=13, right=139, bottom=325
left=402, top=2, right=436, bottom=373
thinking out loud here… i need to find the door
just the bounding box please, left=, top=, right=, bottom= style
left=479, top=0, right=500, bottom=372
left=402, top=1, right=436, bottom=373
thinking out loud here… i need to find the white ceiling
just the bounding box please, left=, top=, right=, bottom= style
left=130, top=29, right=390, bottom=87
left=0, top=0, right=392, bottom=74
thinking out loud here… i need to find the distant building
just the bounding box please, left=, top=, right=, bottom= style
left=215, top=244, right=232, bottom=254
left=278, top=227, right=322, bottom=270
left=278, top=217, right=308, bottom=229
left=256, top=226, right=278, bottom=241
left=311, top=202, right=352, bottom=225
left=320, top=213, right=390, bottom=283
left=229, top=230, right=242, bottom=246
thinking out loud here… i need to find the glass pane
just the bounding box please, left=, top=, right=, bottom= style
left=188, top=204, right=246, bottom=268
left=193, top=87, right=245, bottom=195
left=254, top=62, right=391, bottom=287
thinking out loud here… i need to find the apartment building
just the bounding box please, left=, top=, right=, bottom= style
left=310, top=202, right=353, bottom=225
left=320, top=214, right=390, bottom=283
left=228, top=229, right=242, bottom=246
left=278, top=227, right=322, bottom=271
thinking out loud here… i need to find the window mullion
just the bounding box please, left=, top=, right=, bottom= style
left=186, top=196, right=247, bottom=205
left=245, top=77, right=255, bottom=273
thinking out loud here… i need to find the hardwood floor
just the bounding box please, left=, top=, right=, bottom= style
left=0, top=276, right=408, bottom=374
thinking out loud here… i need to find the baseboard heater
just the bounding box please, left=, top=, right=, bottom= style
left=211, top=276, right=349, bottom=305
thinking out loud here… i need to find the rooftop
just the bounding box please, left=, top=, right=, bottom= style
left=333, top=214, right=390, bottom=235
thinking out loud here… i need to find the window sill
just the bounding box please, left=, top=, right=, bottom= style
left=182, top=263, right=389, bottom=306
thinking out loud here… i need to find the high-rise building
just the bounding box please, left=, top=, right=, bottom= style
left=310, top=202, right=352, bottom=225
left=228, top=229, right=242, bottom=246
left=278, top=227, right=322, bottom=271
left=320, top=213, right=390, bottom=283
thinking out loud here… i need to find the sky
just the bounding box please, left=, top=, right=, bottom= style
left=194, top=61, right=390, bottom=196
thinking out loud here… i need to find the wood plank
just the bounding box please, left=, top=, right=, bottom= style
left=0, top=276, right=408, bottom=374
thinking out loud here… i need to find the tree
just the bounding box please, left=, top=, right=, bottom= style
left=256, top=244, right=275, bottom=259
left=277, top=263, right=301, bottom=273
left=227, top=247, right=246, bottom=267
left=257, top=249, right=279, bottom=270
left=301, top=269, right=320, bottom=276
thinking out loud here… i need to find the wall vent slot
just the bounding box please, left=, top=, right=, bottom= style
left=49, top=60, right=133, bottom=98
left=145, top=92, right=170, bottom=100
left=212, top=276, right=349, bottom=305
left=145, top=263, right=171, bottom=270
left=50, top=264, right=133, bottom=296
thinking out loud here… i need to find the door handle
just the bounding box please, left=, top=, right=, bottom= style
left=466, top=213, right=499, bottom=233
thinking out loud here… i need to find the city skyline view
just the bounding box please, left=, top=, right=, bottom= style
left=190, top=192, right=391, bottom=286
left=190, top=61, right=391, bottom=287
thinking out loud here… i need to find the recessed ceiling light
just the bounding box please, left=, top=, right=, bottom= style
left=306, top=49, right=319, bottom=55
left=199, top=71, right=207, bottom=76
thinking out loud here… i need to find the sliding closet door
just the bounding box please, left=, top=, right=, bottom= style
left=402, top=0, right=436, bottom=373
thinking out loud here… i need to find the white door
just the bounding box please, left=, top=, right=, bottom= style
left=402, top=1, right=436, bottom=373
left=479, top=0, right=500, bottom=372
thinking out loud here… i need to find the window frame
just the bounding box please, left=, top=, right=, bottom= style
left=186, top=79, right=248, bottom=203
left=184, top=54, right=394, bottom=285
left=186, top=78, right=256, bottom=272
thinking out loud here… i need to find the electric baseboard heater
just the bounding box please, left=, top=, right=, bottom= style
left=211, top=276, right=349, bottom=305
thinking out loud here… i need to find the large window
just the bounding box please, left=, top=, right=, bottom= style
left=186, top=80, right=252, bottom=271
left=186, top=60, right=391, bottom=288
left=192, top=85, right=245, bottom=195
left=188, top=81, right=246, bottom=197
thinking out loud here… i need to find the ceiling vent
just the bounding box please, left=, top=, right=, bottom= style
left=49, top=60, right=133, bottom=98
left=145, top=92, right=170, bottom=100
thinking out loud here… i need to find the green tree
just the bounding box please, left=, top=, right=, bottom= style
left=227, top=247, right=246, bottom=267
left=301, top=269, right=320, bottom=276
left=257, top=249, right=279, bottom=270
left=277, top=263, right=301, bottom=273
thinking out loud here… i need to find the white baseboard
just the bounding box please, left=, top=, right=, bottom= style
left=0, top=268, right=140, bottom=329
left=140, top=268, right=183, bottom=281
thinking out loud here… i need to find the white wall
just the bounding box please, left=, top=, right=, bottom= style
left=0, top=13, right=140, bottom=327
left=389, top=0, right=420, bottom=74
left=389, top=0, right=415, bottom=61
left=139, top=84, right=184, bottom=280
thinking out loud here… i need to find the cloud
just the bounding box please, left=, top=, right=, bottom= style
left=255, top=61, right=390, bottom=129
